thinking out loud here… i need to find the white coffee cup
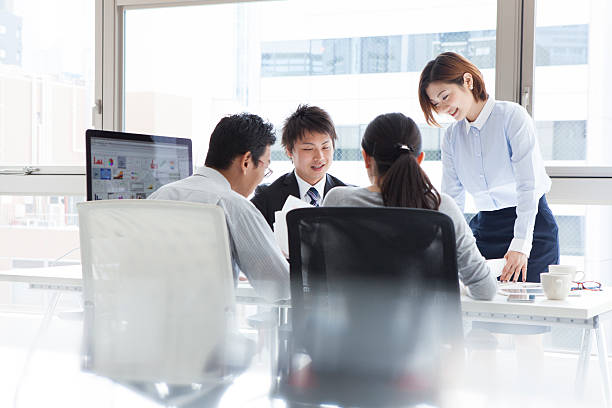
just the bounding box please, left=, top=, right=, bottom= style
left=541, top=273, right=572, bottom=300
left=548, top=264, right=585, bottom=281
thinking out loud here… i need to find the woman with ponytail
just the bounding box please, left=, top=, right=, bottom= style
left=322, top=113, right=496, bottom=300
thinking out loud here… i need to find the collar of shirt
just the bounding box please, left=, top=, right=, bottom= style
left=193, top=166, right=232, bottom=191
left=294, top=171, right=326, bottom=203
left=464, top=96, right=495, bottom=134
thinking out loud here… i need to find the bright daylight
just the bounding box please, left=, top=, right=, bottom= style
left=1, top=0, right=612, bottom=407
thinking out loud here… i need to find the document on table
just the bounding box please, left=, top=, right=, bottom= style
left=273, top=195, right=312, bottom=257
left=498, top=282, right=545, bottom=296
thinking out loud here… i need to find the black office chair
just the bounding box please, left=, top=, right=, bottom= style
left=277, top=207, right=463, bottom=408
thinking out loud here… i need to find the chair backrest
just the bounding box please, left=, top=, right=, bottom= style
left=283, top=207, right=462, bottom=405
left=78, top=199, right=235, bottom=385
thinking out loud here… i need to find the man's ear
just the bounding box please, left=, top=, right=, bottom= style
left=285, top=147, right=293, bottom=162
left=240, top=152, right=252, bottom=174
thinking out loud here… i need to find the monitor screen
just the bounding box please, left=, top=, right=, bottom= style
left=86, top=129, right=193, bottom=201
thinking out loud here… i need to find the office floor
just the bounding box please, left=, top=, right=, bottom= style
left=461, top=348, right=605, bottom=408
left=0, top=286, right=608, bottom=408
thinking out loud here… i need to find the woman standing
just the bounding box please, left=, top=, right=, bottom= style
left=418, top=52, right=559, bottom=283
left=323, top=113, right=497, bottom=300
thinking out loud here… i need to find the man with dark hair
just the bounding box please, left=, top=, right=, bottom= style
left=149, top=113, right=289, bottom=301
left=251, top=105, right=346, bottom=230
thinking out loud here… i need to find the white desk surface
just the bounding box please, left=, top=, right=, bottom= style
left=3, top=266, right=612, bottom=320
left=0, top=264, right=82, bottom=287
left=0, top=265, right=259, bottom=294
left=462, top=291, right=612, bottom=320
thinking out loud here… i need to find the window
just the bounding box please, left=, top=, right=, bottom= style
left=261, top=30, right=497, bottom=78
left=0, top=0, right=94, bottom=271
left=0, top=0, right=94, bottom=166
left=536, top=25, right=588, bottom=66
left=0, top=0, right=607, bottom=298
left=0, top=195, right=82, bottom=271
left=530, top=1, right=612, bottom=294
left=534, top=0, right=611, bottom=166
left=122, top=0, right=497, bottom=180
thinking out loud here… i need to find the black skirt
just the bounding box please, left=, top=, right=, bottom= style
left=469, top=195, right=560, bottom=282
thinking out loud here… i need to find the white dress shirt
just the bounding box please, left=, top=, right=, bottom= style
left=295, top=171, right=326, bottom=205
left=148, top=166, right=290, bottom=301
left=441, top=97, right=551, bottom=256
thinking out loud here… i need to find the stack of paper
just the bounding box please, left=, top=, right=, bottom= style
left=273, top=195, right=312, bottom=257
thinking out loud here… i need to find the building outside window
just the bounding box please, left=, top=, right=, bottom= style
left=0, top=0, right=93, bottom=270
left=1, top=0, right=611, bottom=296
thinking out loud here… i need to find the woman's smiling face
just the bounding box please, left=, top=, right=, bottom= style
left=425, top=76, right=477, bottom=122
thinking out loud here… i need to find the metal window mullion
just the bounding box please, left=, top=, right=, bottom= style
left=117, top=0, right=272, bottom=7
left=495, top=0, right=522, bottom=104
left=30, top=77, right=37, bottom=163
left=0, top=166, right=85, bottom=175
left=102, top=0, right=117, bottom=130
left=0, top=166, right=85, bottom=195
left=548, top=177, right=612, bottom=205
left=116, top=5, right=125, bottom=131
left=0, top=174, right=85, bottom=196
left=94, top=0, right=103, bottom=130
left=520, top=0, right=536, bottom=116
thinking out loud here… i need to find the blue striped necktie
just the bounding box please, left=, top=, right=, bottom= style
left=306, top=187, right=320, bottom=207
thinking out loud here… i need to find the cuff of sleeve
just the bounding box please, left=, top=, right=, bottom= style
left=509, top=238, right=532, bottom=256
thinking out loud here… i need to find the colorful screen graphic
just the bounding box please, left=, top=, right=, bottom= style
left=86, top=130, right=192, bottom=201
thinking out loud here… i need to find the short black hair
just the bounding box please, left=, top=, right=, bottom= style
left=205, top=113, right=276, bottom=170
left=282, top=105, right=337, bottom=153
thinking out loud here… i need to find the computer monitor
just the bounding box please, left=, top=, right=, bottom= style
left=86, top=129, right=193, bottom=201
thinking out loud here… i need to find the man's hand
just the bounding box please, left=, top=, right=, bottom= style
left=500, top=250, right=528, bottom=282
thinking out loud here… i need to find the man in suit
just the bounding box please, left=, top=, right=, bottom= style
left=251, top=105, right=346, bottom=230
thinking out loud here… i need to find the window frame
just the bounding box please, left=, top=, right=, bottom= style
left=0, top=0, right=610, bottom=205
left=0, top=0, right=103, bottom=196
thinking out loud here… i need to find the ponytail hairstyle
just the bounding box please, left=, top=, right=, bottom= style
left=361, top=113, right=441, bottom=210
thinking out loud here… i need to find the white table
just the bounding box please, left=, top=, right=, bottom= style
left=0, top=265, right=82, bottom=291
left=462, top=292, right=612, bottom=407
left=0, top=265, right=261, bottom=295
left=4, top=266, right=612, bottom=406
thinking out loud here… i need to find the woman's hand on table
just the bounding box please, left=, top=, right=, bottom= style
left=501, top=250, right=528, bottom=282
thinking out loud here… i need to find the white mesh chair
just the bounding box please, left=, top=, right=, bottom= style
left=78, top=199, right=236, bottom=386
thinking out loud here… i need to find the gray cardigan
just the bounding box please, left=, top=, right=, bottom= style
left=322, top=187, right=497, bottom=300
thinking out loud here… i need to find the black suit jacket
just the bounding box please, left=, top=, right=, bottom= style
left=251, top=172, right=347, bottom=230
